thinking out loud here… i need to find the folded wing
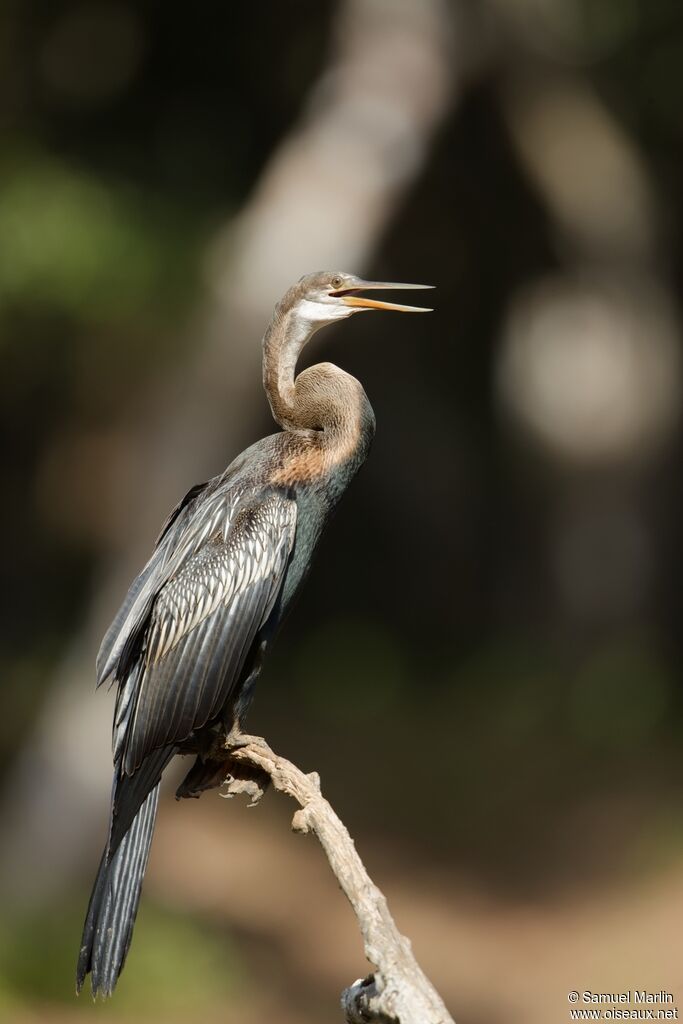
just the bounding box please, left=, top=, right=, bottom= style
left=118, top=491, right=297, bottom=774
left=97, top=478, right=258, bottom=690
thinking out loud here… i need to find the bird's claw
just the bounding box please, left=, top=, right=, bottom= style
left=223, top=728, right=269, bottom=753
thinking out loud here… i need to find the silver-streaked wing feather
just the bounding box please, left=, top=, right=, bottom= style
left=154, top=480, right=208, bottom=547
left=97, top=480, right=247, bottom=688
left=96, top=529, right=175, bottom=688
left=120, top=492, right=297, bottom=774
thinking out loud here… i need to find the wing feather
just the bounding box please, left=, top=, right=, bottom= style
left=96, top=539, right=170, bottom=688
left=121, top=493, right=296, bottom=774
left=97, top=480, right=246, bottom=688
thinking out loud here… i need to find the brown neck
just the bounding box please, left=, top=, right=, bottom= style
left=263, top=306, right=359, bottom=426
left=262, top=306, right=317, bottom=431
left=262, top=307, right=376, bottom=486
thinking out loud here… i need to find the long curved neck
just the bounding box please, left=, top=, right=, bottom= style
left=263, top=306, right=369, bottom=435
left=262, top=306, right=318, bottom=431
left=262, top=306, right=376, bottom=489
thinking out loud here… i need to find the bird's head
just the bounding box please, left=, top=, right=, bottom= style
left=264, top=271, right=433, bottom=429
left=288, top=271, right=433, bottom=327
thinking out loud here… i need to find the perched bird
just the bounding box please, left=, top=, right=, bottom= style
left=77, top=270, right=432, bottom=996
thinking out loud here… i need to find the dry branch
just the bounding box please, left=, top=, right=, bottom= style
left=222, top=738, right=455, bottom=1024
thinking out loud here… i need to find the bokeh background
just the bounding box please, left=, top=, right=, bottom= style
left=1, top=1, right=683, bottom=1022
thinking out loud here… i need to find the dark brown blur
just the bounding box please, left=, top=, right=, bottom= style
left=1, top=2, right=683, bottom=1022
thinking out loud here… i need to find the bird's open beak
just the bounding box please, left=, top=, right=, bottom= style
left=331, top=280, right=434, bottom=313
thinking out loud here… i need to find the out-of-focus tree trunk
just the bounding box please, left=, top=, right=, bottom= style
left=0, top=0, right=460, bottom=901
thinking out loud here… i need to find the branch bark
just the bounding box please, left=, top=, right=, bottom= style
left=222, top=738, right=455, bottom=1024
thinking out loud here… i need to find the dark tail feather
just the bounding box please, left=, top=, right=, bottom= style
left=109, top=744, right=176, bottom=855
left=76, top=783, right=159, bottom=997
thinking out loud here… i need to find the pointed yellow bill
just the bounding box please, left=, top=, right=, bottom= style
left=340, top=294, right=433, bottom=313
left=333, top=280, right=434, bottom=313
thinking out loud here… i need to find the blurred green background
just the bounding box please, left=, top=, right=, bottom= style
left=2, top=1, right=683, bottom=1022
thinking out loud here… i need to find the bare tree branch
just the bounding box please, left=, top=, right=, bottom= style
left=222, top=738, right=456, bottom=1024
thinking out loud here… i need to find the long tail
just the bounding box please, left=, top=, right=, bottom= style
left=76, top=784, right=159, bottom=997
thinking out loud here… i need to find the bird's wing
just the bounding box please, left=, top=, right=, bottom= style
left=118, top=491, right=297, bottom=774
left=96, top=480, right=247, bottom=688
left=154, top=480, right=209, bottom=546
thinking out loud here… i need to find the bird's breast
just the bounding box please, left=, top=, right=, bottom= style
left=270, top=434, right=328, bottom=488
left=270, top=420, right=372, bottom=496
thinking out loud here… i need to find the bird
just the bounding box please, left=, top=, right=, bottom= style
left=76, top=270, right=432, bottom=997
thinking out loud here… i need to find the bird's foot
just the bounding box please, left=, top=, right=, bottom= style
left=220, top=726, right=271, bottom=806
left=223, top=726, right=269, bottom=753
left=176, top=754, right=232, bottom=800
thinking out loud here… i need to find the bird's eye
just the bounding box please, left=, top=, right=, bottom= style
left=331, top=276, right=343, bottom=290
